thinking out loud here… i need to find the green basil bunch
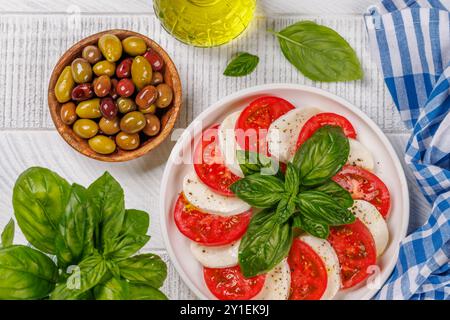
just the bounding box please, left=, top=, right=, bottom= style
left=231, top=125, right=355, bottom=277
left=0, top=167, right=167, bottom=300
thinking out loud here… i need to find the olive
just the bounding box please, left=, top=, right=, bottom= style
left=122, top=36, right=147, bottom=56
left=99, top=117, right=120, bottom=135
left=131, top=56, right=153, bottom=90
left=98, top=34, right=122, bottom=63
left=120, top=111, right=146, bottom=134
left=117, top=97, right=137, bottom=114
left=55, top=66, right=75, bottom=103
left=155, top=83, right=173, bottom=108
left=71, top=83, right=94, bottom=101
left=116, top=58, right=133, bottom=78
left=76, top=98, right=101, bottom=119
left=110, top=78, right=119, bottom=99
left=150, top=71, right=163, bottom=86
left=143, top=49, right=164, bottom=71
left=135, top=85, right=157, bottom=110
left=73, top=119, right=98, bottom=139
left=116, top=132, right=140, bottom=151
left=100, top=97, right=118, bottom=120
left=82, top=45, right=102, bottom=64
left=142, top=114, right=161, bottom=136
left=140, top=103, right=156, bottom=114
left=88, top=135, right=116, bottom=154
left=60, top=102, right=77, bottom=125
left=93, top=60, right=116, bottom=77
left=117, top=78, right=135, bottom=97
left=71, top=58, right=93, bottom=84
left=93, top=75, right=111, bottom=97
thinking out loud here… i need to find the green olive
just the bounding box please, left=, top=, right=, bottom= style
left=142, top=114, right=160, bottom=136
left=117, top=97, right=137, bottom=114
left=99, top=117, right=120, bottom=135
left=155, top=83, right=173, bottom=108
left=60, top=102, right=77, bottom=125
left=55, top=66, right=75, bottom=103
left=116, top=132, right=140, bottom=150
left=122, top=36, right=147, bottom=56
left=93, top=60, right=116, bottom=77
left=98, top=34, right=123, bottom=63
left=73, top=119, right=98, bottom=139
left=88, top=135, right=116, bottom=154
left=120, top=111, right=146, bottom=134
left=131, top=56, right=153, bottom=90
left=76, top=98, right=101, bottom=119
left=82, top=45, right=102, bottom=64
left=71, top=58, right=93, bottom=84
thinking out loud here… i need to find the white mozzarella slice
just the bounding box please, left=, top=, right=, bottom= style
left=190, top=241, right=240, bottom=268
left=218, top=111, right=244, bottom=177
left=350, top=200, right=389, bottom=256
left=298, top=235, right=341, bottom=300
left=267, top=107, right=321, bottom=163
left=347, top=138, right=375, bottom=171
left=255, top=259, right=291, bottom=300
left=183, top=171, right=250, bottom=216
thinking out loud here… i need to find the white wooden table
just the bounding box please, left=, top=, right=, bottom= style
left=0, top=0, right=431, bottom=299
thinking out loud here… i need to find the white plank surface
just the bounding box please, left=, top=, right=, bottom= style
left=0, top=0, right=431, bottom=300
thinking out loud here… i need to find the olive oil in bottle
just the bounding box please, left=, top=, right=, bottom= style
left=153, top=0, right=256, bottom=47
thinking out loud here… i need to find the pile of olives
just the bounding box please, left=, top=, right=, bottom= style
left=54, top=33, right=173, bottom=155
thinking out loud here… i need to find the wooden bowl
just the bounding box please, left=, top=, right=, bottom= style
left=48, top=29, right=182, bottom=162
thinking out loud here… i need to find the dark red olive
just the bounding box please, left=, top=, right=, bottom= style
left=100, top=97, right=118, bottom=120
left=143, top=49, right=164, bottom=71
left=116, top=58, right=133, bottom=78
left=110, top=78, right=119, bottom=99
left=71, top=83, right=94, bottom=101
left=117, top=78, right=135, bottom=97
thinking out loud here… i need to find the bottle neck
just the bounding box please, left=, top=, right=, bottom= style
left=187, top=0, right=221, bottom=7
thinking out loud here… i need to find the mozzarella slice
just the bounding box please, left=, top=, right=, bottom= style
left=347, top=139, right=375, bottom=171
left=255, top=259, right=291, bottom=300
left=298, top=235, right=341, bottom=300
left=218, top=111, right=244, bottom=177
left=190, top=241, right=239, bottom=268
left=183, top=171, right=250, bottom=216
left=267, top=107, right=321, bottom=163
left=350, top=200, right=389, bottom=256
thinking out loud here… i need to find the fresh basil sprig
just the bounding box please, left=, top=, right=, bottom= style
left=223, top=52, right=259, bottom=77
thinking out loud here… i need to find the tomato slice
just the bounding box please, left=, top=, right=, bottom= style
left=332, top=165, right=391, bottom=218
left=193, top=124, right=241, bottom=196
left=288, top=238, right=328, bottom=300
left=296, top=112, right=357, bottom=148
left=173, top=193, right=252, bottom=246
left=328, top=219, right=377, bottom=289
left=204, top=266, right=266, bottom=300
left=235, top=96, right=295, bottom=155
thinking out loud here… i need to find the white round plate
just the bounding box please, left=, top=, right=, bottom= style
left=160, top=84, right=409, bottom=300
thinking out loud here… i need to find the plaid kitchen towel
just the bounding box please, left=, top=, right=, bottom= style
left=364, top=0, right=450, bottom=299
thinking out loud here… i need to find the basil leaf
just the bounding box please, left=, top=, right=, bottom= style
left=88, top=172, right=125, bottom=253
left=13, top=167, right=71, bottom=254
left=223, top=52, right=259, bottom=77
left=50, top=283, right=93, bottom=300
left=297, top=191, right=355, bottom=226
left=94, top=277, right=129, bottom=300
left=128, top=283, right=168, bottom=300
left=230, top=174, right=285, bottom=208
left=292, top=215, right=330, bottom=239
left=55, top=184, right=96, bottom=268
left=118, top=254, right=167, bottom=288
left=236, top=150, right=281, bottom=177
left=276, top=195, right=297, bottom=224
left=0, top=245, right=58, bottom=299
left=284, top=163, right=300, bottom=195
left=312, top=180, right=353, bottom=208
left=293, top=126, right=349, bottom=186
left=1, top=219, right=15, bottom=248
left=239, top=210, right=293, bottom=277
left=270, top=21, right=363, bottom=82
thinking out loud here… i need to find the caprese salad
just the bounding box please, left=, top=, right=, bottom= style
left=172, top=96, right=391, bottom=300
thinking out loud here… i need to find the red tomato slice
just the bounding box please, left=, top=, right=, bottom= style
left=193, top=124, right=241, bottom=196
left=296, top=112, right=357, bottom=148
left=235, top=96, right=295, bottom=155
left=173, top=193, right=252, bottom=246
left=288, top=238, right=328, bottom=300
left=204, top=266, right=266, bottom=300
left=332, top=165, right=391, bottom=218
left=328, top=219, right=377, bottom=289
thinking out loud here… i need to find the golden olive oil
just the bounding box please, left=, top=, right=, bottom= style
left=153, top=0, right=256, bottom=47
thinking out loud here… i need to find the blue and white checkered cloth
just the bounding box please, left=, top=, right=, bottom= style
left=365, top=0, right=450, bottom=300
